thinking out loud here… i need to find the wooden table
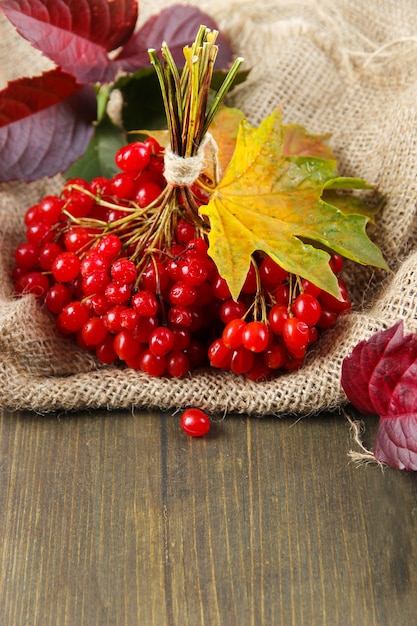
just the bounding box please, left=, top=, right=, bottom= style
left=0, top=407, right=416, bottom=625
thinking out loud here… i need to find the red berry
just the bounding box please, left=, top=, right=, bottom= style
left=268, top=304, right=290, bottom=335
left=220, top=299, right=246, bottom=325
left=45, top=283, right=72, bottom=314
left=52, top=251, right=81, bottom=283
left=113, top=330, right=141, bottom=361
left=111, top=172, right=138, bottom=199
left=115, top=142, right=151, bottom=173
left=36, top=195, right=65, bottom=224
left=149, top=326, right=175, bottom=356
left=319, top=279, right=351, bottom=313
left=14, top=242, right=39, bottom=270
left=222, top=318, right=246, bottom=349
left=95, top=234, right=122, bottom=261
left=15, top=271, right=49, bottom=298
left=282, top=317, right=309, bottom=350
left=81, top=317, right=108, bottom=346
left=208, top=338, right=232, bottom=369
left=241, top=321, right=270, bottom=353
left=230, top=346, right=255, bottom=375
left=132, top=290, right=159, bottom=317
left=110, top=258, right=137, bottom=284
left=166, top=351, right=190, bottom=378
left=291, top=293, right=321, bottom=326
left=259, top=256, right=288, bottom=289
left=329, top=253, right=344, bottom=275
left=96, top=335, right=118, bottom=364
left=180, top=408, right=210, bottom=437
left=139, top=350, right=166, bottom=376
left=135, top=182, right=162, bottom=208
left=38, top=242, right=64, bottom=271
left=175, top=219, right=195, bottom=243
left=56, top=301, right=89, bottom=333
left=264, top=341, right=286, bottom=370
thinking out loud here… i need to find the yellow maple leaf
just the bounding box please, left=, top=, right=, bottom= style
left=203, top=109, right=387, bottom=300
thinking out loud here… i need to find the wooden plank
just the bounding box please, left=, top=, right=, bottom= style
left=0, top=408, right=416, bottom=625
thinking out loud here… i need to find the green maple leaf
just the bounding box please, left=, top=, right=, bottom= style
left=203, top=109, right=387, bottom=300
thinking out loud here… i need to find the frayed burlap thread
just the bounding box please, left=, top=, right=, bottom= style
left=1, top=0, right=417, bottom=414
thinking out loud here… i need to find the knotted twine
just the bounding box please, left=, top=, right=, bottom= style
left=163, top=133, right=220, bottom=187
left=2, top=0, right=417, bottom=415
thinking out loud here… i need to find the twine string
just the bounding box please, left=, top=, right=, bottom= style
left=163, top=133, right=220, bottom=187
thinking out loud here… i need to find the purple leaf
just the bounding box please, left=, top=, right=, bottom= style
left=115, top=4, right=234, bottom=72
left=0, top=69, right=96, bottom=181
left=341, top=321, right=417, bottom=470
left=374, top=413, right=417, bottom=471
left=341, top=322, right=403, bottom=414
left=1, top=0, right=138, bottom=84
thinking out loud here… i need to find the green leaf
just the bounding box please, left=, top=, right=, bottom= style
left=64, top=114, right=126, bottom=181
left=203, top=109, right=388, bottom=300
left=115, top=68, right=167, bottom=133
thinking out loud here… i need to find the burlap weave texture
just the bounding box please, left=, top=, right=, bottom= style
left=1, top=0, right=417, bottom=414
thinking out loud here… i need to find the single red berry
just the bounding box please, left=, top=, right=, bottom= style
left=81, top=317, right=108, bottom=346
left=26, top=222, right=53, bottom=247
left=149, top=326, right=175, bottom=356
left=166, top=351, right=190, bottom=378
left=291, top=293, right=322, bottom=326
left=37, top=195, right=65, bottom=224
left=115, top=142, right=151, bottom=173
left=51, top=251, right=81, bottom=283
left=175, top=219, right=196, bottom=243
left=132, top=290, right=159, bottom=317
left=222, top=318, right=246, bottom=349
left=329, top=253, right=344, bottom=275
left=264, top=341, right=287, bottom=370
left=211, top=274, right=232, bottom=300
left=45, top=283, right=72, bottom=314
left=110, top=258, right=137, bottom=284
left=230, top=346, right=255, bottom=375
left=220, top=299, right=247, bottom=325
left=139, top=350, right=166, bottom=377
left=96, top=335, right=118, bottom=364
left=318, top=278, right=351, bottom=313
left=169, top=281, right=197, bottom=306
left=14, top=242, right=39, bottom=270
left=95, top=234, right=122, bottom=262
left=282, top=317, right=309, bottom=350
left=208, top=338, right=232, bottom=369
left=268, top=304, right=290, bottom=335
left=111, top=172, right=138, bottom=199
left=15, top=271, right=49, bottom=298
left=38, top=242, right=64, bottom=271
left=135, top=182, right=162, bottom=208
left=56, top=301, right=89, bottom=333
left=64, top=227, right=92, bottom=253
left=259, top=256, right=288, bottom=289
left=241, top=321, right=270, bottom=353
left=180, top=408, right=210, bottom=437
left=113, top=330, right=141, bottom=361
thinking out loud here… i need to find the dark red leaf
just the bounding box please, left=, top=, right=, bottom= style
left=374, top=414, right=417, bottom=471
left=115, top=4, right=233, bottom=72
left=0, top=69, right=96, bottom=181
left=341, top=321, right=417, bottom=470
left=1, top=0, right=138, bottom=83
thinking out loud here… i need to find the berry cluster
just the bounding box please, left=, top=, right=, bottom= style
left=207, top=253, right=350, bottom=380
left=12, top=139, right=351, bottom=380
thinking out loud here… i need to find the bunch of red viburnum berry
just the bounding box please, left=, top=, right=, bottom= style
left=12, top=134, right=351, bottom=381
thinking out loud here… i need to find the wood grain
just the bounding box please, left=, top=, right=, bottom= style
left=0, top=408, right=416, bottom=625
